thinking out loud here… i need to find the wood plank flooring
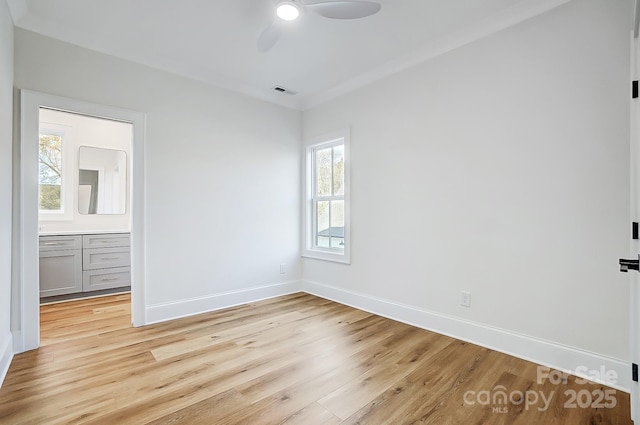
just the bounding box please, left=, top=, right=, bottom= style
left=0, top=293, right=632, bottom=424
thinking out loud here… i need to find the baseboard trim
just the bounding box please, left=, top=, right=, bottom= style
left=145, top=280, right=301, bottom=325
left=0, top=333, right=14, bottom=388
left=301, top=279, right=630, bottom=392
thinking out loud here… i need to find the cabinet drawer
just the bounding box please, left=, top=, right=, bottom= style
left=83, top=233, right=130, bottom=249
left=83, top=247, right=130, bottom=270
left=83, top=267, right=130, bottom=291
left=40, top=235, right=82, bottom=252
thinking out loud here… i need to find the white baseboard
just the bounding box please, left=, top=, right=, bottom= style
left=301, top=279, right=631, bottom=392
left=0, top=332, right=14, bottom=388
left=145, top=280, right=301, bottom=325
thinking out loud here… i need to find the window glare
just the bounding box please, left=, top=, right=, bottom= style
left=316, top=147, right=332, bottom=197
left=316, top=200, right=330, bottom=247
left=333, top=145, right=345, bottom=196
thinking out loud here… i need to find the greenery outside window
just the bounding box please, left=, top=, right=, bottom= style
left=38, top=121, right=73, bottom=221
left=39, top=132, right=63, bottom=212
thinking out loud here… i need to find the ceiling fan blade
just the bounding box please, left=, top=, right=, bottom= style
left=257, top=21, right=282, bottom=52
left=303, top=0, right=381, bottom=19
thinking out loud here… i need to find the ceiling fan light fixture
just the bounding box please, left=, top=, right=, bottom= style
left=276, top=1, right=300, bottom=21
left=259, top=0, right=381, bottom=52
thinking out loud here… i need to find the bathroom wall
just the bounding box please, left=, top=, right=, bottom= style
left=38, top=108, right=132, bottom=234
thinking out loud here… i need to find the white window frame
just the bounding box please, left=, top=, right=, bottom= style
left=303, top=128, right=350, bottom=264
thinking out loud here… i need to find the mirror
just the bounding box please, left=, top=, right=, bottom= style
left=78, top=146, right=127, bottom=214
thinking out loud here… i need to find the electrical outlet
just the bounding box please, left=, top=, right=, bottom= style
left=460, top=291, right=471, bottom=308
left=279, top=264, right=286, bottom=274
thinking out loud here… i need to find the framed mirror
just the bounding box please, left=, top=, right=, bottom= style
left=78, top=146, right=127, bottom=214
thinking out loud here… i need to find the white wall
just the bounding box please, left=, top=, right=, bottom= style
left=303, top=0, right=631, bottom=362
left=0, top=0, right=13, bottom=385
left=14, top=29, right=302, bottom=315
left=38, top=108, right=132, bottom=234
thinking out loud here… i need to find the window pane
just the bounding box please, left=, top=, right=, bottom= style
left=316, top=200, right=330, bottom=248
left=330, top=200, right=345, bottom=249
left=333, top=145, right=344, bottom=196
left=39, top=134, right=62, bottom=211
left=316, top=147, right=332, bottom=197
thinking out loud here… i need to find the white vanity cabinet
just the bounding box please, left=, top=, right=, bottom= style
left=39, top=235, right=83, bottom=297
left=39, top=233, right=130, bottom=298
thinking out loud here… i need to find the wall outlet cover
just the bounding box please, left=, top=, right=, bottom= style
left=461, top=291, right=471, bottom=308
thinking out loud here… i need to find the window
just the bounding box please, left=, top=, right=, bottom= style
left=38, top=116, right=74, bottom=221
left=39, top=132, right=64, bottom=212
left=304, top=129, right=350, bottom=263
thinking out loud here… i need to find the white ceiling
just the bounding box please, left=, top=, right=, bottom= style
left=6, top=0, right=569, bottom=110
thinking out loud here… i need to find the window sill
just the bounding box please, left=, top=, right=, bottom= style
left=302, top=249, right=350, bottom=264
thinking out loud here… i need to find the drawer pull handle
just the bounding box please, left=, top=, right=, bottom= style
left=100, top=257, right=119, bottom=261
left=100, top=277, right=120, bottom=282
left=42, top=242, right=65, bottom=245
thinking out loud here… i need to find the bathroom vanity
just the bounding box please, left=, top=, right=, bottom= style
left=39, top=232, right=131, bottom=298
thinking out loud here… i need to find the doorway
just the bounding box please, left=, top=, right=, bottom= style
left=38, top=109, right=132, bottom=306
left=14, top=90, right=146, bottom=353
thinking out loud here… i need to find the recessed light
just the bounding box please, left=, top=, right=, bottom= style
left=276, top=1, right=300, bottom=21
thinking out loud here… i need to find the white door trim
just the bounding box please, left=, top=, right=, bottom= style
left=630, top=24, right=640, bottom=422
left=14, top=90, right=147, bottom=352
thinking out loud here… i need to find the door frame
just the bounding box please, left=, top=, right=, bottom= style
left=13, top=90, right=147, bottom=352
left=630, top=4, right=639, bottom=420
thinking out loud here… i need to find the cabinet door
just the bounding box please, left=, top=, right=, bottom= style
left=39, top=249, right=83, bottom=297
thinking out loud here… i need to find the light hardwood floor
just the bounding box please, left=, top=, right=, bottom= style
left=0, top=293, right=632, bottom=424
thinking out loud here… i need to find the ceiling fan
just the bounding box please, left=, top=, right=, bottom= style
left=258, top=0, right=382, bottom=52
